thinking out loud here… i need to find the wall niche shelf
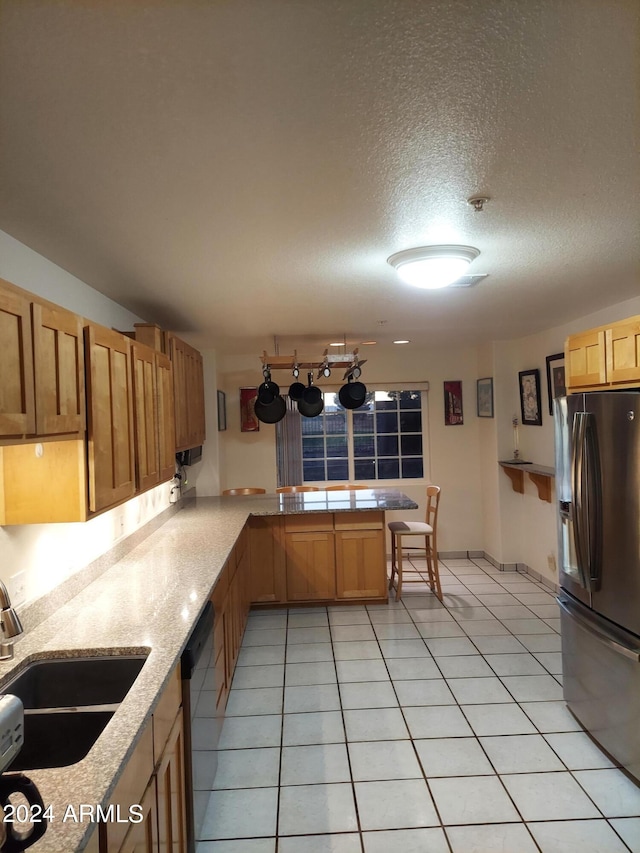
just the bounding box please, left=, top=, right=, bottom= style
left=499, top=461, right=555, bottom=503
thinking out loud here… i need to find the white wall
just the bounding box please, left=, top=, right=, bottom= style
left=0, top=231, right=175, bottom=606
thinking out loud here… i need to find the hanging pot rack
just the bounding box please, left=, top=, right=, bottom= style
left=260, top=349, right=367, bottom=381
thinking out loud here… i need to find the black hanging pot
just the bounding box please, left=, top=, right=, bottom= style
left=302, top=372, right=322, bottom=405
left=297, top=397, right=324, bottom=418
left=254, top=395, right=286, bottom=424
left=257, top=376, right=280, bottom=405
left=339, top=377, right=367, bottom=410
left=288, top=381, right=306, bottom=401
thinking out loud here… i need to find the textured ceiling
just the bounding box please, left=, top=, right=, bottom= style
left=0, top=0, right=638, bottom=355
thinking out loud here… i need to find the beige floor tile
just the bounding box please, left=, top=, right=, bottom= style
left=446, top=823, right=538, bottom=853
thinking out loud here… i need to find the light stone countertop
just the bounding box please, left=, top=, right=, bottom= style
left=0, top=489, right=417, bottom=852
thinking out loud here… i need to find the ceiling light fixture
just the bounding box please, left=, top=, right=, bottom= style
left=329, top=342, right=345, bottom=347
left=393, top=339, right=410, bottom=345
left=387, top=245, right=480, bottom=289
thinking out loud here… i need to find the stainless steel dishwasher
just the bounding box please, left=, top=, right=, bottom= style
left=181, top=601, right=218, bottom=853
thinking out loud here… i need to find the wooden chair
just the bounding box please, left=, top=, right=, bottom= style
left=324, top=484, right=370, bottom=491
left=222, top=488, right=266, bottom=496
left=388, top=485, right=442, bottom=602
left=276, top=485, right=320, bottom=493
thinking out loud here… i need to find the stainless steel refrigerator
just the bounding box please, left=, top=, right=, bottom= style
left=555, top=391, right=640, bottom=781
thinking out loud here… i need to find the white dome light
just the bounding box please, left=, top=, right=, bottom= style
left=387, top=245, right=480, bottom=289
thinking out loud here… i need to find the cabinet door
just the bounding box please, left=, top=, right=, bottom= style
left=286, top=531, right=336, bottom=601
left=85, top=324, right=136, bottom=512
left=156, top=712, right=187, bottom=853
left=169, top=336, right=206, bottom=452
left=156, top=352, right=176, bottom=482
left=112, top=778, right=158, bottom=853
left=0, top=283, right=35, bottom=436
left=606, top=318, right=640, bottom=385
left=335, top=528, right=387, bottom=599
left=103, top=722, right=154, bottom=853
left=132, top=342, right=161, bottom=492
left=566, top=329, right=606, bottom=389
left=248, top=516, right=286, bottom=603
left=32, top=301, right=85, bottom=436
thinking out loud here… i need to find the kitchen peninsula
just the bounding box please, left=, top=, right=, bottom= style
left=0, top=488, right=416, bottom=853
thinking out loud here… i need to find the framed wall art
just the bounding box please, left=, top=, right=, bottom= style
left=477, top=377, right=494, bottom=418
left=546, top=352, right=566, bottom=416
left=443, top=380, right=463, bottom=425
left=240, top=387, right=260, bottom=432
left=519, top=368, right=542, bottom=425
left=217, top=389, right=227, bottom=431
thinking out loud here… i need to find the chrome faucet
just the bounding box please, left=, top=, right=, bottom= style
left=0, top=580, right=23, bottom=661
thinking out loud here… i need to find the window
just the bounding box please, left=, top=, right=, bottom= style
left=278, top=388, right=427, bottom=485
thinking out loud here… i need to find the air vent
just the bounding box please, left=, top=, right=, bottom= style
left=449, top=274, right=489, bottom=288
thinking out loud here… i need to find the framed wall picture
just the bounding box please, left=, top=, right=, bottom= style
left=217, top=389, right=227, bottom=431
left=240, top=387, right=260, bottom=432
left=519, top=368, right=542, bottom=425
left=443, top=380, right=463, bottom=425
left=546, top=352, right=566, bottom=416
left=477, top=377, right=494, bottom=418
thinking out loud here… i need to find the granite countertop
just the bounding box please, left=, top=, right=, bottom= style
left=0, top=489, right=417, bottom=852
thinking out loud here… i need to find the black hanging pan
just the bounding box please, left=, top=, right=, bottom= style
left=302, top=372, right=322, bottom=405
left=257, top=370, right=280, bottom=405
left=254, top=395, right=286, bottom=424
left=297, top=397, right=324, bottom=418
left=288, top=381, right=306, bottom=401
left=339, top=377, right=367, bottom=409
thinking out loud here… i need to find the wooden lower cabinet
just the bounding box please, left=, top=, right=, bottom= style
left=247, top=516, right=286, bottom=603
left=212, top=536, right=251, bottom=714
left=335, top=527, right=386, bottom=599
left=250, top=511, right=387, bottom=605
left=116, top=780, right=158, bottom=853
left=156, top=713, right=187, bottom=853
left=285, top=531, right=336, bottom=601
left=102, top=667, right=186, bottom=853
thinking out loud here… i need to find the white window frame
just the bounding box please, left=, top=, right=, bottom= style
left=299, top=381, right=431, bottom=486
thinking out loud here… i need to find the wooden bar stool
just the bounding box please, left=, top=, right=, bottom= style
left=388, top=485, right=442, bottom=601
left=222, top=488, right=266, bottom=495
left=324, top=484, right=370, bottom=490
left=276, top=485, right=320, bottom=493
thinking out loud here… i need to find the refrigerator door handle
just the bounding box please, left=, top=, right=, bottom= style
left=571, top=411, right=602, bottom=590
left=558, top=596, right=640, bottom=662
left=584, top=413, right=602, bottom=588
left=571, top=412, right=590, bottom=589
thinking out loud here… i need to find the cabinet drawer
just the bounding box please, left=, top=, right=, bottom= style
left=334, top=511, right=384, bottom=530
left=284, top=513, right=334, bottom=532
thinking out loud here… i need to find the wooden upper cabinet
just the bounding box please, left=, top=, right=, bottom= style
left=132, top=341, right=161, bottom=492
left=606, top=318, right=640, bottom=385
left=157, top=351, right=176, bottom=482
left=0, top=283, right=35, bottom=437
left=566, top=329, right=606, bottom=389
left=169, top=334, right=205, bottom=452
left=566, top=315, right=640, bottom=392
left=32, top=300, right=85, bottom=436
left=85, top=324, right=136, bottom=513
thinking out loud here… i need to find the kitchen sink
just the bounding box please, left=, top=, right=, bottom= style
left=8, top=710, right=115, bottom=770
left=1, top=654, right=148, bottom=710
left=0, top=653, right=149, bottom=770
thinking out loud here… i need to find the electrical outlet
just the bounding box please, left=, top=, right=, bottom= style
left=547, top=553, right=557, bottom=573
left=9, top=571, right=26, bottom=606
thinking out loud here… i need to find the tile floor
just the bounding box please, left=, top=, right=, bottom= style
left=196, top=556, right=640, bottom=853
